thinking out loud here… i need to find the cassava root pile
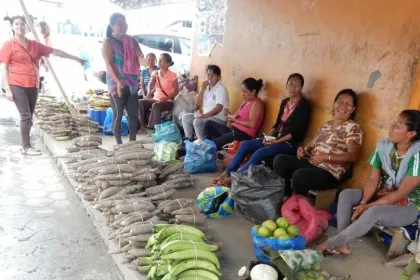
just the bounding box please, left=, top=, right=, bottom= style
left=63, top=140, right=205, bottom=270
left=35, top=95, right=103, bottom=140
left=35, top=96, right=78, bottom=140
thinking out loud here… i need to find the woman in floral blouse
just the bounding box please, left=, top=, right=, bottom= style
left=317, top=110, right=420, bottom=255
left=274, top=89, right=363, bottom=196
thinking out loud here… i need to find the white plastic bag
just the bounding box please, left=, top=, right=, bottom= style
left=250, top=264, right=278, bottom=280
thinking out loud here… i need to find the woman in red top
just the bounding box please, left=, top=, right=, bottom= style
left=0, top=16, right=84, bottom=156
left=203, top=78, right=265, bottom=150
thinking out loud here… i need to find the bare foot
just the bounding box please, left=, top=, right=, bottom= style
left=315, top=241, right=328, bottom=253
left=211, top=177, right=221, bottom=185
left=316, top=241, right=351, bottom=255
left=138, top=127, right=147, bottom=133
left=333, top=244, right=351, bottom=255
left=221, top=175, right=231, bottom=187
left=211, top=173, right=227, bottom=185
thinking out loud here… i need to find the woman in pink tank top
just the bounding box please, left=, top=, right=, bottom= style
left=212, top=73, right=312, bottom=187
left=203, top=78, right=265, bottom=150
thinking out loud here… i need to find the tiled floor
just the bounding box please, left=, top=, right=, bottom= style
left=0, top=98, right=119, bottom=280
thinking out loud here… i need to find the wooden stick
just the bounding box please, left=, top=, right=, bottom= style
left=18, top=0, right=77, bottom=116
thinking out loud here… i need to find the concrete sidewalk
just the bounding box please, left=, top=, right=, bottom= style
left=39, top=131, right=409, bottom=280
left=0, top=121, right=119, bottom=279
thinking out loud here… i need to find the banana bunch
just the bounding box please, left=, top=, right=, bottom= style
left=139, top=224, right=222, bottom=280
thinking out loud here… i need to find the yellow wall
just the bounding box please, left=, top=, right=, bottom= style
left=191, top=0, right=420, bottom=187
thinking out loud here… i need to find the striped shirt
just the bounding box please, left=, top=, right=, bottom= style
left=106, top=37, right=139, bottom=95
left=141, top=66, right=158, bottom=93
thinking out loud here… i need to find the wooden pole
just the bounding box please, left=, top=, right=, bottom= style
left=18, top=0, right=77, bottom=116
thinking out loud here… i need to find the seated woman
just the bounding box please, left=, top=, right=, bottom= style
left=317, top=110, right=420, bottom=255
left=140, top=53, right=158, bottom=97
left=214, top=73, right=311, bottom=186
left=203, top=78, right=265, bottom=150
left=273, top=89, right=363, bottom=197
left=182, top=65, right=229, bottom=140
left=139, top=53, right=179, bottom=129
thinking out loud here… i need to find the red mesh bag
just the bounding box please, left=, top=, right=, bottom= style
left=281, top=195, right=332, bottom=243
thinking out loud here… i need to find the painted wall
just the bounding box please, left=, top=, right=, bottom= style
left=191, top=0, right=420, bottom=187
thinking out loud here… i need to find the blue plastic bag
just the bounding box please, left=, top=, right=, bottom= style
left=152, top=121, right=181, bottom=143
left=251, top=227, right=307, bottom=263
left=103, top=107, right=128, bottom=136
left=196, top=186, right=234, bottom=218
left=184, top=139, right=217, bottom=174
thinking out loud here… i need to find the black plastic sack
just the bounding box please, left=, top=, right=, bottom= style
left=231, top=164, right=285, bottom=224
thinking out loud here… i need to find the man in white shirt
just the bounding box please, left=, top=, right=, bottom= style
left=182, top=64, right=229, bottom=140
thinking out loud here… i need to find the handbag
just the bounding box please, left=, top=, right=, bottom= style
left=222, top=140, right=252, bottom=169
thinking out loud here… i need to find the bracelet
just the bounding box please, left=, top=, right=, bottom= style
left=328, top=155, right=331, bottom=161
left=359, top=201, right=367, bottom=205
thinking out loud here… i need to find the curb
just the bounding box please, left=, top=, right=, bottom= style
left=40, top=130, right=145, bottom=280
